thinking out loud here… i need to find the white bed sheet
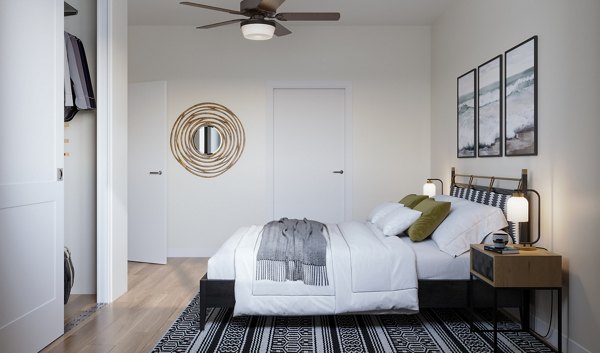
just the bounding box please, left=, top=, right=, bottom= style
left=208, top=226, right=248, bottom=280
left=208, top=228, right=471, bottom=282
left=398, top=236, right=470, bottom=280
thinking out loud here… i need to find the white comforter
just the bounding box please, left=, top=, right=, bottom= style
left=208, top=221, right=418, bottom=316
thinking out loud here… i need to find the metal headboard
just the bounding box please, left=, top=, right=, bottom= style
left=450, top=167, right=529, bottom=242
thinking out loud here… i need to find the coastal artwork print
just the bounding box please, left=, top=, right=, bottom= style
left=478, top=55, right=503, bottom=157
left=457, top=69, right=476, bottom=158
left=505, top=36, right=538, bottom=156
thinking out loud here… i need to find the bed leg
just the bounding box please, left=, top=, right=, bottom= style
left=199, top=279, right=207, bottom=331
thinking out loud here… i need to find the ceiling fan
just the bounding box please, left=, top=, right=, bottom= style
left=180, top=0, right=341, bottom=40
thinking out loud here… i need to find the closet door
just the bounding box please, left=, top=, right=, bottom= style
left=272, top=87, right=348, bottom=223
left=0, top=1, right=64, bottom=352
left=128, top=81, right=167, bottom=264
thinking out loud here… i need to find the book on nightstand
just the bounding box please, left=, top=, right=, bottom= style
left=483, top=245, right=520, bottom=254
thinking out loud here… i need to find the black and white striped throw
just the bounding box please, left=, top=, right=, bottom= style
left=256, top=218, right=328, bottom=286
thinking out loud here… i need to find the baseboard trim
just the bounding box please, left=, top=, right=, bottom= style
left=532, top=315, right=592, bottom=353
left=70, top=289, right=97, bottom=295
left=568, top=339, right=593, bottom=353
left=167, top=247, right=219, bottom=258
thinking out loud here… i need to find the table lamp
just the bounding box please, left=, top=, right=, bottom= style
left=506, top=189, right=541, bottom=250
left=423, top=178, right=443, bottom=198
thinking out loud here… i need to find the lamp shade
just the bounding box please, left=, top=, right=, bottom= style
left=423, top=181, right=436, bottom=197
left=507, top=194, right=529, bottom=222
left=241, top=20, right=275, bottom=40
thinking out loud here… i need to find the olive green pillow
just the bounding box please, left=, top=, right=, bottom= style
left=399, top=194, right=429, bottom=209
left=407, top=198, right=451, bottom=241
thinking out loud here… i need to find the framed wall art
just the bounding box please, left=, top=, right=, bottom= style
left=505, top=36, right=538, bottom=156
left=478, top=55, right=503, bottom=157
left=457, top=69, right=476, bottom=158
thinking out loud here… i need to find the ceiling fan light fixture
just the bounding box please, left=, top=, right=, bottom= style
left=241, top=19, right=275, bottom=40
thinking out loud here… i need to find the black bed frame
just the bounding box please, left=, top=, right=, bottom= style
left=198, top=167, right=530, bottom=331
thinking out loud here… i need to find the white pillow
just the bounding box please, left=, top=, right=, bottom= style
left=431, top=195, right=508, bottom=256
left=433, top=194, right=470, bottom=210
left=367, top=202, right=404, bottom=224
left=375, top=206, right=422, bottom=237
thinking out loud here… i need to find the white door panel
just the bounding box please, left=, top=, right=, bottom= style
left=0, top=1, right=64, bottom=351
left=273, top=88, right=346, bottom=223
left=0, top=201, right=56, bottom=327
left=0, top=190, right=59, bottom=332
left=128, top=81, right=167, bottom=264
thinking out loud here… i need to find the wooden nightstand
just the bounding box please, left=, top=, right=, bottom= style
left=469, top=244, right=562, bottom=352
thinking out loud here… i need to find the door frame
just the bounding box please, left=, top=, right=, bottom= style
left=266, top=82, right=353, bottom=222
left=96, top=0, right=128, bottom=303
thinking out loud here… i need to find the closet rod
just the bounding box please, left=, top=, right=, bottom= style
left=64, top=2, right=78, bottom=16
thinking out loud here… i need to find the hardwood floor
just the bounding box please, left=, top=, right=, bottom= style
left=64, top=294, right=96, bottom=325
left=41, top=258, right=207, bottom=353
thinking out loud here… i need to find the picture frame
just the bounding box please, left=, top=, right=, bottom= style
left=457, top=69, right=476, bottom=158
left=505, top=36, right=538, bottom=156
left=477, top=55, right=503, bottom=157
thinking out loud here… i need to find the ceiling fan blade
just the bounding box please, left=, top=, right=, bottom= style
left=196, top=19, right=244, bottom=29
left=258, top=0, right=286, bottom=13
left=240, top=0, right=258, bottom=11
left=276, top=12, right=341, bottom=21
left=240, top=0, right=286, bottom=13
left=180, top=1, right=243, bottom=15
left=274, top=21, right=292, bottom=37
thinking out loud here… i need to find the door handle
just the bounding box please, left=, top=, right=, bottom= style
left=332, top=170, right=344, bottom=174
left=149, top=171, right=163, bottom=175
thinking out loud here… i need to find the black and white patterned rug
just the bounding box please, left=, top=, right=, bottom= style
left=152, top=294, right=552, bottom=352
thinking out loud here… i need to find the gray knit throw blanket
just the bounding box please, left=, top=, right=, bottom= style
left=256, top=218, right=329, bottom=286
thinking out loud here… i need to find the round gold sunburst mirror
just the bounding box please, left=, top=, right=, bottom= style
left=170, top=102, right=245, bottom=178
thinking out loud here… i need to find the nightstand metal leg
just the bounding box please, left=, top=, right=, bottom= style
left=558, top=288, right=562, bottom=353
left=468, top=274, right=474, bottom=331
left=493, top=288, right=498, bottom=353
left=521, top=289, right=530, bottom=330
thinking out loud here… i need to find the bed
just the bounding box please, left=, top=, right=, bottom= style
left=198, top=168, right=531, bottom=330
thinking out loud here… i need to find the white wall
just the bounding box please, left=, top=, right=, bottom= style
left=129, top=25, right=431, bottom=256
left=431, top=1, right=600, bottom=352
left=64, top=0, right=97, bottom=295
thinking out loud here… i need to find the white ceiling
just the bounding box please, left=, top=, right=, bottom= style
left=128, top=0, right=456, bottom=27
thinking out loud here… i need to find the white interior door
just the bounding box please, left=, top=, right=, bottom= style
left=273, top=88, right=347, bottom=223
left=128, top=81, right=167, bottom=264
left=0, top=1, right=64, bottom=351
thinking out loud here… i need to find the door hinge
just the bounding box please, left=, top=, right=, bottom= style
left=57, top=168, right=64, bottom=181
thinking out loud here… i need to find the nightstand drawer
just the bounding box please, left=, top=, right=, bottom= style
left=472, top=248, right=493, bottom=281
left=470, top=244, right=562, bottom=288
